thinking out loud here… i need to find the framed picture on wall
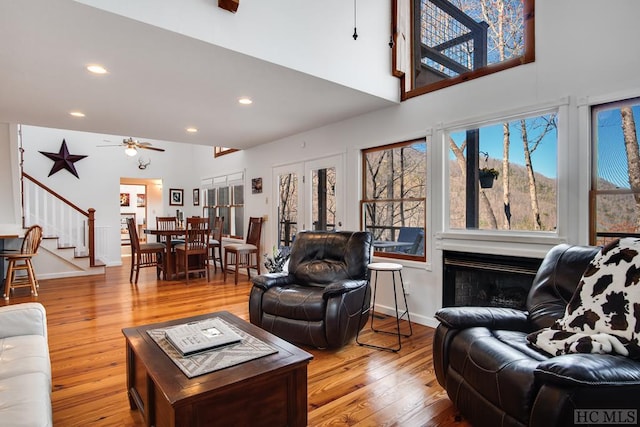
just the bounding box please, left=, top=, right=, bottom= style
left=169, top=188, right=183, bottom=206
left=251, top=177, right=263, bottom=194
left=136, top=193, right=146, bottom=207
left=193, top=189, right=200, bottom=206
left=120, top=193, right=130, bottom=207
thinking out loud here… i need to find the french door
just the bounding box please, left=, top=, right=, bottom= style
left=272, top=154, right=344, bottom=250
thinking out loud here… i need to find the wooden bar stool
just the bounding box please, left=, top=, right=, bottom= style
left=356, top=262, right=413, bottom=352
left=224, top=217, right=263, bottom=284
left=2, top=225, right=43, bottom=300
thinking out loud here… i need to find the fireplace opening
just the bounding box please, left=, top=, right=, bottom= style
left=443, top=251, right=543, bottom=310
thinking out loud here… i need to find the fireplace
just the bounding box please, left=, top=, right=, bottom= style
left=443, top=251, right=543, bottom=310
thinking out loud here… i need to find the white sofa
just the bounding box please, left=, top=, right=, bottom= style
left=0, top=303, right=52, bottom=426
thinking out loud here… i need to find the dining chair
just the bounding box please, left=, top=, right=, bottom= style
left=175, top=217, right=210, bottom=283
left=127, top=218, right=165, bottom=284
left=155, top=216, right=184, bottom=278
left=208, top=217, right=224, bottom=273
left=224, top=217, right=263, bottom=285
left=1, top=225, right=43, bottom=300
left=156, top=216, right=183, bottom=245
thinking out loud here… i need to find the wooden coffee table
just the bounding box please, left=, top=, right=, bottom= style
left=122, top=311, right=313, bottom=427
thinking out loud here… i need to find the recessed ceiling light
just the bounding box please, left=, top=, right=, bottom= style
left=186, top=127, right=198, bottom=133
left=70, top=111, right=85, bottom=118
left=87, top=64, right=108, bottom=74
left=238, top=97, right=253, bottom=105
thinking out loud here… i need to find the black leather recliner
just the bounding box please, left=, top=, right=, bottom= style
left=249, top=231, right=372, bottom=349
left=433, top=244, right=640, bottom=427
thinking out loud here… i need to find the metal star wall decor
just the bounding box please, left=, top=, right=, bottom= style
left=39, top=139, right=88, bottom=179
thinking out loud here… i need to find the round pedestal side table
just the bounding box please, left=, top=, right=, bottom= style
left=356, top=262, right=413, bottom=352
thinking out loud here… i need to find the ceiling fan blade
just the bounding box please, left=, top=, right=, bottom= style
left=96, top=144, right=123, bottom=147
left=138, top=145, right=165, bottom=152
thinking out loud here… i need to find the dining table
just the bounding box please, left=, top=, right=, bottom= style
left=143, top=228, right=186, bottom=280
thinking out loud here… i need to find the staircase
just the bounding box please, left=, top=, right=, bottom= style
left=32, top=235, right=105, bottom=280
left=22, top=173, right=105, bottom=279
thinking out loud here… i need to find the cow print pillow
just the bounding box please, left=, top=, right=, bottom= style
left=527, top=237, right=640, bottom=359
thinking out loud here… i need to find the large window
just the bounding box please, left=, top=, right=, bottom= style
left=393, top=0, right=534, bottom=98
left=361, top=138, right=427, bottom=261
left=203, top=173, right=244, bottom=238
left=591, top=97, right=640, bottom=245
left=447, top=110, right=558, bottom=232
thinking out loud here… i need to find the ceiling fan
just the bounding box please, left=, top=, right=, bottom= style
left=99, top=137, right=165, bottom=156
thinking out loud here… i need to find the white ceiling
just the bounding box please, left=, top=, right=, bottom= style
left=0, top=0, right=396, bottom=149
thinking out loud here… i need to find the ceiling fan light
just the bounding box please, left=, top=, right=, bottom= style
left=125, top=146, right=137, bottom=157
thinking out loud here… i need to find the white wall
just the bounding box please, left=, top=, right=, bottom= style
left=74, top=0, right=397, bottom=102
left=2, top=0, right=640, bottom=326
left=0, top=125, right=15, bottom=223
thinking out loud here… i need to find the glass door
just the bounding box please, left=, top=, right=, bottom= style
left=272, top=154, right=344, bottom=251
left=306, top=156, right=343, bottom=231
left=273, top=163, right=303, bottom=251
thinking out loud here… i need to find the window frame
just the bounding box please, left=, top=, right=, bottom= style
left=361, top=138, right=428, bottom=262
left=392, top=0, right=536, bottom=101
left=202, top=173, right=245, bottom=239
left=589, top=96, right=640, bottom=245
left=214, top=147, right=239, bottom=158
left=440, top=99, right=569, bottom=247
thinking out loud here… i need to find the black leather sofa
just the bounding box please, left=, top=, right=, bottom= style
left=249, top=230, right=372, bottom=349
left=433, top=244, right=640, bottom=427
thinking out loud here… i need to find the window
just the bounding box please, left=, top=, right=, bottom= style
left=361, top=138, right=427, bottom=261
left=591, top=97, right=640, bottom=245
left=447, top=110, right=558, bottom=232
left=203, top=173, right=244, bottom=238
left=277, top=171, right=299, bottom=248
left=214, top=147, right=239, bottom=158
left=392, top=0, right=534, bottom=99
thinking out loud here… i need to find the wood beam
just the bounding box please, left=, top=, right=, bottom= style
left=218, top=0, right=239, bottom=13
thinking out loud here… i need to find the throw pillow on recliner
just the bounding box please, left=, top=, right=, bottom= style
left=527, top=237, right=640, bottom=359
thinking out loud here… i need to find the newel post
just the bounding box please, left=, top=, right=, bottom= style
left=88, top=208, right=96, bottom=267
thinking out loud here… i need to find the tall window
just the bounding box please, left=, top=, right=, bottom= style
left=393, top=0, right=534, bottom=98
left=204, top=176, right=244, bottom=238
left=591, top=97, right=640, bottom=245
left=447, top=110, right=558, bottom=232
left=277, top=172, right=299, bottom=248
left=361, top=138, right=427, bottom=261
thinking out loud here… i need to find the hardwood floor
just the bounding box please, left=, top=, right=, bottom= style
left=1, top=259, right=470, bottom=427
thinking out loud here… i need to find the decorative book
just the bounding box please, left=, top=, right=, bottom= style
left=164, top=317, right=242, bottom=356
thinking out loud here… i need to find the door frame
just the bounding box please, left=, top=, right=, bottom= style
left=271, top=153, right=345, bottom=248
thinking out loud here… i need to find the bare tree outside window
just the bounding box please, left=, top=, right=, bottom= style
left=448, top=113, right=558, bottom=232
left=394, top=0, right=533, bottom=98
left=362, top=139, right=427, bottom=261
left=278, top=173, right=298, bottom=248
left=312, top=167, right=336, bottom=231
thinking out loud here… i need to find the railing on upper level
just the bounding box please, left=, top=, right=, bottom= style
left=22, top=172, right=96, bottom=266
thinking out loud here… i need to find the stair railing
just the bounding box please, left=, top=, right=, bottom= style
left=22, top=172, right=96, bottom=266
